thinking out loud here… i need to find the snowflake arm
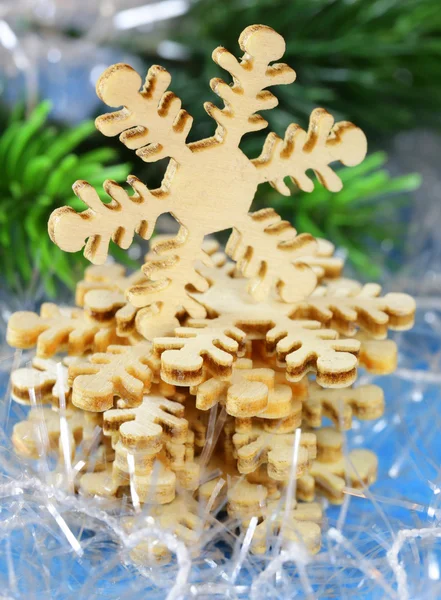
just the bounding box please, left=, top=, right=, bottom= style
left=232, top=425, right=317, bottom=480
left=293, top=279, right=416, bottom=338
left=153, top=317, right=247, bottom=386
left=75, top=264, right=146, bottom=337
left=252, top=108, right=367, bottom=193
left=357, top=335, right=398, bottom=374
left=266, top=317, right=360, bottom=387
left=80, top=460, right=176, bottom=505
left=251, top=504, right=322, bottom=555
left=301, top=239, right=344, bottom=280
left=297, top=428, right=378, bottom=504
left=75, top=263, right=128, bottom=306
left=160, top=267, right=361, bottom=387
left=226, top=208, right=318, bottom=302
left=11, top=357, right=71, bottom=407
left=194, top=358, right=294, bottom=418
left=129, top=227, right=210, bottom=339
left=203, top=25, right=295, bottom=148
left=163, top=432, right=201, bottom=491
left=49, top=176, right=170, bottom=264
left=83, top=291, right=136, bottom=334
left=95, top=63, right=193, bottom=166
left=129, top=497, right=203, bottom=563
left=103, top=394, right=188, bottom=451
left=12, top=407, right=102, bottom=464
left=227, top=480, right=322, bottom=555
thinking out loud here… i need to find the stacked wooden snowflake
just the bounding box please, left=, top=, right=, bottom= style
left=6, top=25, right=415, bottom=561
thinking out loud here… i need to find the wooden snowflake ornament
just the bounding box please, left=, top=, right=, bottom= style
left=163, top=430, right=201, bottom=491
left=128, top=496, right=204, bottom=564
left=6, top=303, right=120, bottom=358
left=227, top=480, right=322, bottom=554
left=12, top=406, right=111, bottom=471
left=193, top=357, right=296, bottom=418
left=103, top=393, right=188, bottom=451
left=293, top=278, right=416, bottom=339
left=250, top=500, right=322, bottom=555
left=357, top=334, right=398, bottom=374
left=303, top=380, right=384, bottom=430
left=233, top=426, right=316, bottom=480
left=68, top=342, right=155, bottom=411
left=5, top=21, right=420, bottom=568
left=78, top=387, right=201, bottom=497
left=11, top=357, right=72, bottom=407
left=103, top=392, right=188, bottom=476
left=48, top=24, right=367, bottom=339
left=302, top=238, right=344, bottom=280
left=297, top=427, right=378, bottom=504
left=12, top=407, right=79, bottom=459
left=80, top=460, right=176, bottom=505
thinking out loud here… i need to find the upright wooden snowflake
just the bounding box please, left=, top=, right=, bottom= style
left=48, top=24, right=367, bottom=339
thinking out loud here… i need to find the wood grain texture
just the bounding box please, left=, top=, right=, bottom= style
left=357, top=333, right=398, bottom=374
left=80, top=460, right=176, bottom=505
left=193, top=357, right=295, bottom=419
left=11, top=357, right=72, bottom=407
left=76, top=263, right=145, bottom=337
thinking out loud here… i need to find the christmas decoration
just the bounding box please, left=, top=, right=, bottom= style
left=3, top=22, right=420, bottom=599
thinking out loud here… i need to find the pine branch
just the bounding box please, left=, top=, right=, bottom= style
left=0, top=102, right=131, bottom=296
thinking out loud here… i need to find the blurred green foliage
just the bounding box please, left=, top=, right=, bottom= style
left=172, top=0, right=441, bottom=140
left=0, top=101, right=131, bottom=296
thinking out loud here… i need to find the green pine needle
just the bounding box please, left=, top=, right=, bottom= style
left=0, top=101, right=131, bottom=296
